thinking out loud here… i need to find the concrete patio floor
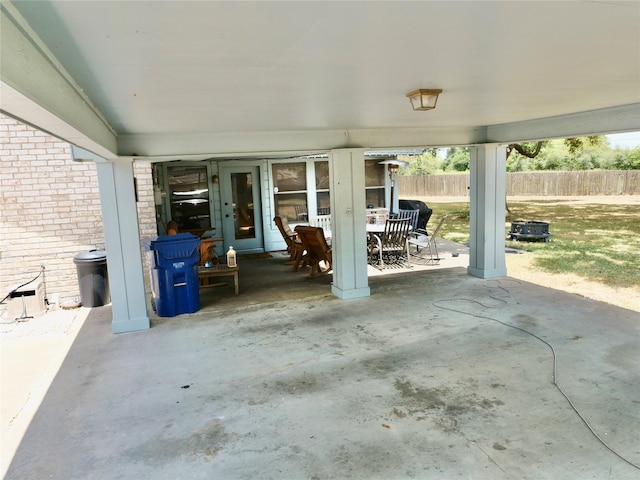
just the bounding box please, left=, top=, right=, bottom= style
left=2, top=245, right=639, bottom=479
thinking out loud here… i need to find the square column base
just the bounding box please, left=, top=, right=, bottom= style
left=331, top=284, right=370, bottom=299
left=113, top=315, right=151, bottom=334
left=467, top=266, right=507, bottom=279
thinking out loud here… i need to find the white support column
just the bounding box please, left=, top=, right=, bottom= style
left=467, top=144, right=507, bottom=279
left=329, top=149, right=371, bottom=299
left=95, top=158, right=150, bottom=333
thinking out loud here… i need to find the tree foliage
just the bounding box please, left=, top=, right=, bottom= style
left=564, top=136, right=606, bottom=154
left=400, top=135, right=639, bottom=174
left=401, top=149, right=439, bottom=175
left=444, top=148, right=470, bottom=172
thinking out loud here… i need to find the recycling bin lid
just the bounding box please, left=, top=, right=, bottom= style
left=74, top=249, right=107, bottom=263
left=151, top=233, right=198, bottom=245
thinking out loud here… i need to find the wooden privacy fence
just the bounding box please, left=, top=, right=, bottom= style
left=399, top=170, right=639, bottom=197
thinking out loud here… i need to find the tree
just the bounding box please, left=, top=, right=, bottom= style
left=442, top=147, right=470, bottom=172
left=612, top=146, right=640, bottom=169
left=506, top=141, right=545, bottom=159
left=506, top=136, right=609, bottom=172
left=401, top=150, right=439, bottom=175
left=564, top=136, right=605, bottom=154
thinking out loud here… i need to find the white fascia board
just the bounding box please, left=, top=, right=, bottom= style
left=0, top=2, right=117, bottom=160
left=486, top=104, right=640, bottom=144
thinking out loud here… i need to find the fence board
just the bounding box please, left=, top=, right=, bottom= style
left=399, top=170, right=639, bottom=197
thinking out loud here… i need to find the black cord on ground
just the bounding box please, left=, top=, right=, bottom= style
left=432, top=281, right=639, bottom=471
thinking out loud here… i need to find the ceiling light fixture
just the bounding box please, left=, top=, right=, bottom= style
left=406, top=88, right=442, bottom=111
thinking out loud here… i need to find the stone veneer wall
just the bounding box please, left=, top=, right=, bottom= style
left=0, top=114, right=156, bottom=318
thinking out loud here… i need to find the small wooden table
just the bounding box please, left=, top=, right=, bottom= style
left=198, top=265, right=239, bottom=295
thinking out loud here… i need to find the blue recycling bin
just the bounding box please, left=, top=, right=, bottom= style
left=150, top=233, right=201, bottom=317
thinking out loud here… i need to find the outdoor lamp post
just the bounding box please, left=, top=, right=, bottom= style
left=378, top=159, right=408, bottom=213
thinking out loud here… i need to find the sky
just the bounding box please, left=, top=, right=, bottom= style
left=606, top=131, right=640, bottom=149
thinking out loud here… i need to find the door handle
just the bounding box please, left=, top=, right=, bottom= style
left=226, top=214, right=230, bottom=217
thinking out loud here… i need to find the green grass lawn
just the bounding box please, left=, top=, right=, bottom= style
left=426, top=200, right=640, bottom=289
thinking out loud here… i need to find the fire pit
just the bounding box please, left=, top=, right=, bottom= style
left=509, top=221, right=552, bottom=242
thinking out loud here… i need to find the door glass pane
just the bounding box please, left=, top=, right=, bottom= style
left=231, top=172, right=256, bottom=239
left=167, top=166, right=211, bottom=233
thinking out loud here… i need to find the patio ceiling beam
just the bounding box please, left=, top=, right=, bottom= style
left=485, top=104, right=640, bottom=145
left=0, top=2, right=117, bottom=160
left=118, top=127, right=488, bottom=161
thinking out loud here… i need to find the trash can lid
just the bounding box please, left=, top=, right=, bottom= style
left=74, top=249, right=107, bottom=263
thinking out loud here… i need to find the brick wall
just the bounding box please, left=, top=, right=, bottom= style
left=134, top=162, right=157, bottom=239
left=0, top=114, right=157, bottom=319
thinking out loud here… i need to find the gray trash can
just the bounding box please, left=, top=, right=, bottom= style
left=73, top=250, right=110, bottom=307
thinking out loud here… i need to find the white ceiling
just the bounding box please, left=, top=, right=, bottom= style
left=2, top=1, right=640, bottom=160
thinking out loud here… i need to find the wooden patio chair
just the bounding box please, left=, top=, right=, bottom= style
left=274, top=216, right=305, bottom=271
left=368, top=217, right=412, bottom=269
left=294, top=225, right=332, bottom=278
left=408, top=214, right=448, bottom=263
left=397, top=209, right=420, bottom=230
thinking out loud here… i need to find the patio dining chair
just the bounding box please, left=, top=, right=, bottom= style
left=368, top=217, right=412, bottom=269
left=274, top=216, right=305, bottom=271
left=294, top=226, right=332, bottom=278
left=408, top=214, right=448, bottom=263
left=396, top=209, right=420, bottom=231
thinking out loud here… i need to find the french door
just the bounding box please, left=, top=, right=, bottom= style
left=220, top=165, right=263, bottom=253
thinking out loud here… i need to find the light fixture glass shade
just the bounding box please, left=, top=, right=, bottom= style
left=378, top=159, right=409, bottom=176
left=378, top=159, right=409, bottom=168
left=406, top=89, right=442, bottom=111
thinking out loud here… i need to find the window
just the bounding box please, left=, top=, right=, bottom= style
left=167, top=165, right=211, bottom=233
left=272, top=162, right=307, bottom=222
left=365, top=160, right=386, bottom=208
left=271, top=158, right=387, bottom=222
left=315, top=161, right=330, bottom=214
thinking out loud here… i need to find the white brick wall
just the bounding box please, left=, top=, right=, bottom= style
left=134, top=162, right=158, bottom=239
left=0, top=114, right=157, bottom=318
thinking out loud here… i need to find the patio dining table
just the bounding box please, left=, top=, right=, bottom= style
left=366, top=223, right=386, bottom=234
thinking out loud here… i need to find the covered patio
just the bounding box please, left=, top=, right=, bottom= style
left=1, top=2, right=639, bottom=475
left=2, top=1, right=639, bottom=333
left=3, top=250, right=639, bottom=479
